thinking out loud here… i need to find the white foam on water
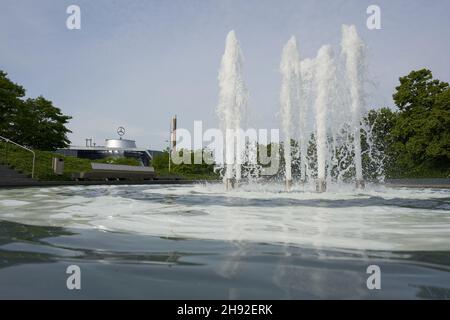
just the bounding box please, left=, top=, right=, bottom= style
left=0, top=184, right=449, bottom=252
left=0, top=200, right=30, bottom=207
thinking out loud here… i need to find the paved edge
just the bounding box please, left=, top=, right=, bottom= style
left=1, top=179, right=449, bottom=189
left=0, top=180, right=222, bottom=189
left=385, top=184, right=450, bottom=189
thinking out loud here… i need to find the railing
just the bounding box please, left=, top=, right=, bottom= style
left=0, top=135, right=36, bottom=179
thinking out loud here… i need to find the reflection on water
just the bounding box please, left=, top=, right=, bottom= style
left=0, top=220, right=449, bottom=299
left=413, top=285, right=450, bottom=299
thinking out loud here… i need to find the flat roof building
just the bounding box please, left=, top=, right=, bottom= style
left=57, top=137, right=162, bottom=167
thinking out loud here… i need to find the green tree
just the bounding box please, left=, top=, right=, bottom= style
left=152, top=149, right=217, bottom=177
left=0, top=71, right=25, bottom=138
left=0, top=71, right=72, bottom=150
left=391, top=69, right=449, bottom=176
left=151, top=149, right=170, bottom=170
left=363, top=107, right=398, bottom=178
left=17, top=97, right=72, bottom=150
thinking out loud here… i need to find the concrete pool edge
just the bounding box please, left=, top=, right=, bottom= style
left=0, top=179, right=221, bottom=189
left=384, top=178, right=450, bottom=189
left=0, top=178, right=449, bottom=189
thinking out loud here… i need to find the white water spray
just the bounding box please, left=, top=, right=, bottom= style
left=280, top=36, right=301, bottom=187
left=341, top=25, right=365, bottom=185
left=313, top=45, right=336, bottom=191
left=214, top=26, right=377, bottom=191
left=299, top=58, right=315, bottom=182
left=217, top=31, right=248, bottom=188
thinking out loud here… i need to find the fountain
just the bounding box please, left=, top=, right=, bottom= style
left=216, top=26, right=371, bottom=192
left=280, top=36, right=301, bottom=190
left=216, top=30, right=248, bottom=189
left=341, top=25, right=366, bottom=189
left=298, top=58, right=315, bottom=183
left=313, top=45, right=336, bottom=192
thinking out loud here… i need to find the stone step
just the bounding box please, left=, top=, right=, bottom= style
left=0, top=171, right=30, bottom=178
left=0, top=165, right=36, bottom=185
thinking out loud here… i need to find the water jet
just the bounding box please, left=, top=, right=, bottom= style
left=342, top=25, right=365, bottom=188
left=216, top=30, right=248, bottom=190
left=316, top=178, right=327, bottom=192
left=355, top=179, right=365, bottom=189
left=225, top=178, right=237, bottom=190
left=215, top=26, right=375, bottom=192
left=285, top=179, right=293, bottom=191
left=280, top=36, right=301, bottom=189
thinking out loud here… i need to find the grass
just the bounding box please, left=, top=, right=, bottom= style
left=0, top=142, right=92, bottom=181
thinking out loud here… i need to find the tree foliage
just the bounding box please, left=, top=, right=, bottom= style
left=0, top=70, right=71, bottom=150
left=392, top=69, right=449, bottom=176
left=0, top=70, right=25, bottom=139
left=363, top=107, right=397, bottom=178
left=152, top=149, right=217, bottom=177
left=368, top=69, right=449, bottom=178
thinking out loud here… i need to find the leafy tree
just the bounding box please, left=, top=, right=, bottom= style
left=152, top=149, right=170, bottom=170
left=17, top=97, right=72, bottom=150
left=363, top=107, right=398, bottom=178
left=391, top=69, right=449, bottom=176
left=152, top=149, right=217, bottom=177
left=365, top=108, right=397, bottom=153
left=0, top=71, right=25, bottom=138
left=0, top=71, right=72, bottom=150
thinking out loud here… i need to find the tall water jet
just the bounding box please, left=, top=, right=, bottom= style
left=299, top=58, right=315, bottom=183
left=313, top=45, right=336, bottom=192
left=280, top=36, right=301, bottom=190
left=217, top=31, right=248, bottom=189
left=341, top=25, right=365, bottom=189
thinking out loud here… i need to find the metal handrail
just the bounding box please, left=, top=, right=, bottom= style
left=0, top=135, right=36, bottom=179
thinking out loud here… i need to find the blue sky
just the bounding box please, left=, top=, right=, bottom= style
left=1, top=0, right=449, bottom=149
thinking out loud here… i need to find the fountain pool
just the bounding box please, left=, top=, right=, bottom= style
left=0, top=183, right=449, bottom=298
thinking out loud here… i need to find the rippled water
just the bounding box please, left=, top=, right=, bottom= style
left=0, top=183, right=449, bottom=299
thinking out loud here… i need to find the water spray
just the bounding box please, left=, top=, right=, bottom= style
left=342, top=25, right=366, bottom=189
left=280, top=36, right=301, bottom=191
left=217, top=31, right=248, bottom=190
left=313, top=45, right=335, bottom=193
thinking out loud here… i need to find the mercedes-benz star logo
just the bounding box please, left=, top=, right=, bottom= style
left=117, top=126, right=125, bottom=137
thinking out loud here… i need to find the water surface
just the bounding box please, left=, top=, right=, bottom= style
left=0, top=183, right=449, bottom=299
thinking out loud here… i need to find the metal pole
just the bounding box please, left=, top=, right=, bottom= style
left=31, top=151, right=35, bottom=179
left=168, top=120, right=171, bottom=173
left=171, top=115, right=177, bottom=152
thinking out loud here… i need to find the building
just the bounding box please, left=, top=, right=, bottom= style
left=57, top=137, right=162, bottom=167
